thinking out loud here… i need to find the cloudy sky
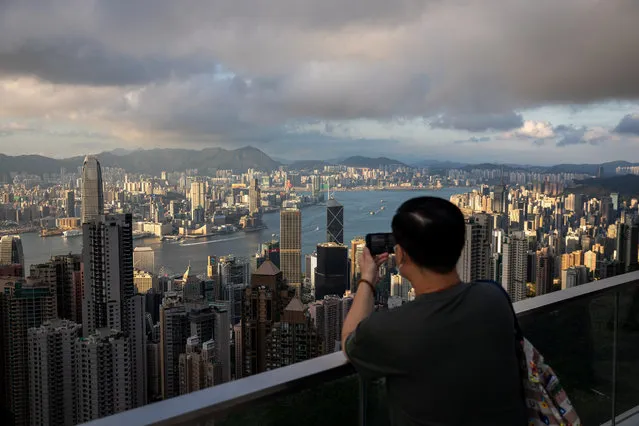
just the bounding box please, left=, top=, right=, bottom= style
left=1, top=0, right=639, bottom=164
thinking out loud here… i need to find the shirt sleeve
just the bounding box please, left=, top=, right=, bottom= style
left=344, top=311, right=407, bottom=380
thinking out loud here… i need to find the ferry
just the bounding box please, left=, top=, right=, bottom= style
left=63, top=229, right=82, bottom=238
left=41, top=228, right=64, bottom=237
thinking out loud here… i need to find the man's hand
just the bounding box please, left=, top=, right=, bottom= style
left=360, top=247, right=390, bottom=284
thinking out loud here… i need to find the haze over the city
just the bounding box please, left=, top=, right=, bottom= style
left=2, top=0, right=639, bottom=164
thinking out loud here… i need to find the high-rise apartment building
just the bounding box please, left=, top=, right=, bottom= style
left=390, top=274, right=412, bottom=302
left=82, top=214, right=135, bottom=335
left=213, top=305, right=231, bottom=383
left=28, top=319, right=81, bottom=426
left=217, top=255, right=249, bottom=325
left=326, top=198, right=344, bottom=244
left=535, top=248, right=554, bottom=296
left=65, top=190, right=75, bottom=218
left=457, top=217, right=490, bottom=283
left=314, top=243, right=349, bottom=300
left=266, top=298, right=322, bottom=370
left=0, top=235, right=24, bottom=275
left=81, top=212, right=147, bottom=419
left=0, top=280, right=55, bottom=426
left=241, top=261, right=293, bottom=377
left=51, top=254, right=82, bottom=321
left=280, top=208, right=302, bottom=291
left=160, top=293, right=189, bottom=400
left=616, top=222, right=639, bottom=273
left=502, top=232, right=528, bottom=302
left=584, top=250, right=599, bottom=275
left=178, top=337, right=222, bottom=395
left=248, top=178, right=261, bottom=215
left=190, top=181, right=207, bottom=221
left=134, top=247, right=155, bottom=273
left=75, top=329, right=132, bottom=423
left=309, top=295, right=351, bottom=354
left=81, top=155, right=104, bottom=224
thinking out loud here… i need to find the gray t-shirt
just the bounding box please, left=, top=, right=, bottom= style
left=345, top=281, right=527, bottom=426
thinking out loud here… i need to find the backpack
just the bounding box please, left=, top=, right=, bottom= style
left=478, top=280, right=582, bottom=425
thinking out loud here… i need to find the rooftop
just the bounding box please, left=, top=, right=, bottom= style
left=254, top=259, right=280, bottom=276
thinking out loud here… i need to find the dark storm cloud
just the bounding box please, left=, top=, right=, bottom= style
left=431, top=113, right=523, bottom=132
left=0, top=38, right=216, bottom=86
left=613, top=114, right=639, bottom=135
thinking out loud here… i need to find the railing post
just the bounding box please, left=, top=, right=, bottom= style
left=611, top=291, right=619, bottom=426
left=358, top=376, right=367, bottom=426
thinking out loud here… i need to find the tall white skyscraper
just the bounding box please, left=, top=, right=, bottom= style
left=190, top=180, right=207, bottom=220
left=81, top=155, right=104, bottom=224
left=28, top=320, right=81, bottom=426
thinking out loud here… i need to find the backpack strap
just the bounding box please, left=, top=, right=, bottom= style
left=475, top=280, right=524, bottom=341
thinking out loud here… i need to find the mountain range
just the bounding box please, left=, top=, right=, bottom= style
left=0, top=146, right=638, bottom=176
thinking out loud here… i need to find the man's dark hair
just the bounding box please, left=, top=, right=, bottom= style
left=391, top=196, right=465, bottom=274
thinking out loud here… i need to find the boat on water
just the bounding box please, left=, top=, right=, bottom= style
left=380, top=206, right=386, bottom=211
left=244, top=225, right=268, bottom=233
left=63, top=229, right=82, bottom=238
left=41, top=228, right=64, bottom=237
left=315, top=226, right=320, bottom=231
left=369, top=211, right=376, bottom=215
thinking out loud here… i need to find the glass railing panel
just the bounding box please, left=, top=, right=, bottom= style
left=614, top=285, right=639, bottom=419
left=179, top=374, right=361, bottom=426
left=519, top=292, right=616, bottom=426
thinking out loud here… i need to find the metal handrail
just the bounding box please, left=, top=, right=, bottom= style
left=80, top=271, right=639, bottom=426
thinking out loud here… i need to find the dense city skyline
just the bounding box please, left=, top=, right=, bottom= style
left=1, top=152, right=639, bottom=424
left=2, top=1, right=639, bottom=163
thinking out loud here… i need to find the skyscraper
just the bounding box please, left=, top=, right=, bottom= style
left=80, top=212, right=147, bottom=418
left=28, top=320, right=81, bottom=426
left=265, top=298, right=322, bottom=370
left=159, top=293, right=189, bottom=399
left=326, top=198, right=344, bottom=244
left=241, top=261, right=293, bottom=377
left=280, top=208, right=302, bottom=291
left=0, top=279, right=56, bottom=426
left=65, top=190, right=75, bottom=218
left=217, top=256, right=250, bottom=325
left=502, top=232, right=528, bottom=302
left=248, top=178, right=261, bottom=215
left=82, top=214, right=135, bottom=335
left=50, top=254, right=82, bottom=321
left=350, top=238, right=366, bottom=290
left=213, top=305, right=231, bottom=383
left=134, top=247, right=155, bottom=273
left=190, top=180, right=207, bottom=221
left=75, top=329, right=132, bottom=423
left=81, top=155, right=104, bottom=224
left=309, top=295, right=349, bottom=354
left=0, top=235, right=24, bottom=274
left=457, top=217, right=490, bottom=283
left=535, top=248, right=554, bottom=296
left=314, top=243, right=349, bottom=300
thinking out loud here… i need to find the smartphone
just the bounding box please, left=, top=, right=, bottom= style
left=365, top=233, right=395, bottom=256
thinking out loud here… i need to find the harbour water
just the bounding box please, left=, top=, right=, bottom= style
left=19, top=188, right=468, bottom=276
